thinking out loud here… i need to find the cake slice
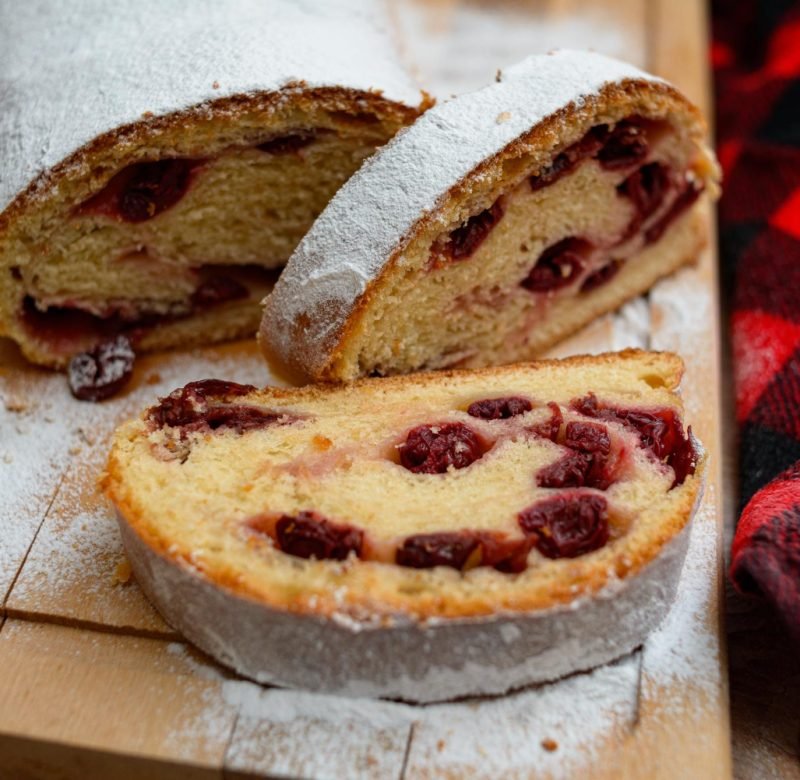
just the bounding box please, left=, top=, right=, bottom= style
left=103, top=350, right=704, bottom=702
left=0, top=0, right=427, bottom=397
left=260, top=50, right=720, bottom=382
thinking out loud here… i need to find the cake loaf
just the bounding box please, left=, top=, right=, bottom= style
left=103, top=350, right=704, bottom=702
left=0, top=0, right=427, bottom=397
left=260, top=50, right=720, bottom=382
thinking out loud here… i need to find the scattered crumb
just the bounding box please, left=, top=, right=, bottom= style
left=114, top=558, right=133, bottom=585
left=3, top=394, right=29, bottom=412
left=142, top=110, right=154, bottom=118
left=437, top=739, right=446, bottom=752
left=146, top=372, right=162, bottom=385
left=76, top=427, right=96, bottom=446
left=3, top=453, right=13, bottom=464
left=541, top=738, right=559, bottom=752
left=69, top=445, right=82, bottom=456
left=212, top=80, right=220, bottom=89
left=496, top=111, right=512, bottom=124
left=313, top=434, right=333, bottom=451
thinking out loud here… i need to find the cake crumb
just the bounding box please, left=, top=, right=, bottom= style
left=437, top=739, right=446, bottom=752
left=541, top=737, right=559, bottom=752
left=146, top=372, right=162, bottom=385
left=212, top=80, right=220, bottom=89
left=3, top=394, right=29, bottom=412
left=115, top=559, right=133, bottom=585
left=496, top=111, right=512, bottom=124
left=313, top=434, right=333, bottom=451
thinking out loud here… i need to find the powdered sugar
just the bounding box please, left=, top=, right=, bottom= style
left=262, top=49, right=663, bottom=375
left=0, top=0, right=423, bottom=213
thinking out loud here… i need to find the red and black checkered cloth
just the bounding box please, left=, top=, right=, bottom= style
left=713, top=0, right=800, bottom=645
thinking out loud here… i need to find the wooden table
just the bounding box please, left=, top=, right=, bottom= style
left=0, top=1, right=742, bottom=777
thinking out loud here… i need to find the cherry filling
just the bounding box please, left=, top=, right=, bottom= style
left=597, top=118, right=649, bottom=170
left=580, top=259, right=623, bottom=293
left=529, top=115, right=652, bottom=194
left=528, top=402, right=564, bottom=442
left=257, top=129, right=328, bottom=155
left=518, top=493, right=609, bottom=559
left=147, top=379, right=291, bottom=435
left=644, top=180, right=704, bottom=245
left=395, top=531, right=532, bottom=573
left=467, top=395, right=532, bottom=420
left=432, top=200, right=505, bottom=265
left=618, top=162, right=671, bottom=221
left=529, top=125, right=609, bottom=191
left=570, top=394, right=698, bottom=486
left=521, top=238, right=591, bottom=293
left=190, top=276, right=249, bottom=308
left=274, top=512, right=363, bottom=561
left=78, top=158, right=203, bottom=223
left=21, top=266, right=270, bottom=402
left=536, top=420, right=617, bottom=490
left=398, top=422, right=487, bottom=474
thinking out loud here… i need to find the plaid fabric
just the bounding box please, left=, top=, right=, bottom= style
left=714, top=0, right=800, bottom=644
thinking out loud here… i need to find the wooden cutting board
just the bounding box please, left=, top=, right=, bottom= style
left=0, top=0, right=731, bottom=777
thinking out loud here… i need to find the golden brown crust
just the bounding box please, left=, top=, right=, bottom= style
left=103, top=349, right=702, bottom=623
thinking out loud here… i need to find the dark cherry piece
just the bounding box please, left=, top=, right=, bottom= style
left=398, top=422, right=486, bottom=474
left=528, top=402, right=563, bottom=442
left=518, top=493, right=609, bottom=558
left=522, top=238, right=590, bottom=293
left=580, top=260, right=623, bottom=293
left=191, top=276, right=249, bottom=308
left=537, top=450, right=593, bottom=489
left=444, top=200, right=505, bottom=262
left=597, top=118, right=649, bottom=170
left=467, top=396, right=532, bottom=420
left=529, top=125, right=609, bottom=191
left=571, top=394, right=698, bottom=486
left=257, top=131, right=320, bottom=155
left=275, top=512, right=363, bottom=561
left=537, top=420, right=615, bottom=490
left=644, top=182, right=703, bottom=245
left=77, top=158, right=202, bottom=223
left=68, top=334, right=135, bottom=402
left=618, top=162, right=671, bottom=220
left=147, top=379, right=286, bottom=435
left=395, top=531, right=532, bottom=572
left=396, top=532, right=480, bottom=569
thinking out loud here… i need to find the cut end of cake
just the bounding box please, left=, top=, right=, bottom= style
left=259, top=51, right=721, bottom=384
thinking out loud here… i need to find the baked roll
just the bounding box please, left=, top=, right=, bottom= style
left=261, top=50, right=720, bottom=382
left=103, top=350, right=704, bottom=702
left=0, top=0, right=426, bottom=396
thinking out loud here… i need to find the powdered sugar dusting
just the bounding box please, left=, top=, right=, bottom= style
left=262, top=49, right=663, bottom=374
left=215, top=654, right=638, bottom=779
left=640, top=475, right=721, bottom=697
left=0, top=0, right=423, bottom=212
left=4, top=340, right=273, bottom=628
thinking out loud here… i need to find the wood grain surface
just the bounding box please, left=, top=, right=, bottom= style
left=0, top=1, right=742, bottom=778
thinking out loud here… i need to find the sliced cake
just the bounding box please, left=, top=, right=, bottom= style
left=103, top=350, right=704, bottom=701
left=260, top=50, right=720, bottom=382
left=0, top=0, right=427, bottom=397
